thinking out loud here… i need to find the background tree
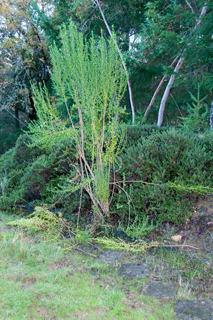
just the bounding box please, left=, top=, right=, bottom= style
left=59, top=0, right=213, bottom=125
left=0, top=0, right=51, bottom=122
left=129, top=0, right=213, bottom=125
left=0, top=0, right=212, bottom=131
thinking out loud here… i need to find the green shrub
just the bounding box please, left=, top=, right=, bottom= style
left=26, top=21, right=127, bottom=224
left=179, top=87, right=209, bottom=133
left=112, top=128, right=213, bottom=224
left=0, top=134, right=82, bottom=215
left=1, top=127, right=213, bottom=228
left=119, top=215, right=158, bottom=239
left=126, top=124, right=166, bottom=147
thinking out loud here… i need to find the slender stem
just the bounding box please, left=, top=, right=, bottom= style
left=78, top=107, right=85, bottom=156
left=101, top=101, right=106, bottom=163
left=4, top=108, right=28, bottom=127
left=77, top=187, right=83, bottom=231
left=152, top=244, right=199, bottom=250
left=184, top=0, right=195, bottom=13
left=93, top=0, right=135, bottom=124
left=114, top=183, right=132, bottom=228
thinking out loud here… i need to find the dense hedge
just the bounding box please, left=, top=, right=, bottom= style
left=1, top=126, right=213, bottom=225
left=111, top=127, right=213, bottom=224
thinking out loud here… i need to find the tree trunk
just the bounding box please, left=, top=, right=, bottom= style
left=15, top=106, right=20, bottom=129
left=210, top=103, right=213, bottom=129
left=29, top=90, right=37, bottom=121
left=144, top=56, right=179, bottom=120
left=157, top=4, right=208, bottom=127
left=157, top=57, right=184, bottom=127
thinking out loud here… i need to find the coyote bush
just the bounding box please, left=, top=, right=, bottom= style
left=1, top=126, right=213, bottom=228
left=0, top=134, right=82, bottom=214
left=113, top=128, right=213, bottom=224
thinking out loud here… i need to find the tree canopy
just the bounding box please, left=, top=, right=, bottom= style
left=0, top=0, right=212, bottom=126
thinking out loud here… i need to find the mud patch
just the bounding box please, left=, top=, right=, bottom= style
left=29, top=306, right=57, bottom=320
left=22, top=277, right=36, bottom=287
left=194, top=195, right=213, bottom=217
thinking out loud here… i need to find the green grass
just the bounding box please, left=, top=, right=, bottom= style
left=152, top=247, right=212, bottom=281
left=0, top=212, right=174, bottom=320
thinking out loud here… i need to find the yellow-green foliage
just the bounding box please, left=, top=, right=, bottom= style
left=94, top=236, right=152, bottom=253
left=7, top=206, right=61, bottom=231
left=26, top=21, right=127, bottom=220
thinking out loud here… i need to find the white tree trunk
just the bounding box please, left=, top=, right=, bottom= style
left=157, top=57, right=184, bottom=127
left=157, top=4, right=208, bottom=127
left=144, top=56, right=179, bottom=120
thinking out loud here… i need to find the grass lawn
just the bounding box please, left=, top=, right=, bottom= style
left=0, top=212, right=174, bottom=319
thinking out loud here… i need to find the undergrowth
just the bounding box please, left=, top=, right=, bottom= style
left=113, top=127, right=213, bottom=225
left=1, top=126, right=213, bottom=232
left=0, top=134, right=83, bottom=215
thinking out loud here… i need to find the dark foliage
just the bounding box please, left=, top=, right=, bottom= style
left=1, top=127, right=213, bottom=227
left=110, top=127, right=213, bottom=224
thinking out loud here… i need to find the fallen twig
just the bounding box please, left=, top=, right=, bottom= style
left=152, top=243, right=199, bottom=250
left=60, top=235, right=97, bottom=257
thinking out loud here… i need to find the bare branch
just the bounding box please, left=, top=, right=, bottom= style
left=184, top=0, right=195, bottom=13
left=92, top=0, right=135, bottom=124
left=189, top=4, right=207, bottom=36
left=3, top=109, right=28, bottom=127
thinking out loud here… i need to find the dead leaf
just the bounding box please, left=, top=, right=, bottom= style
left=171, top=235, right=182, bottom=242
